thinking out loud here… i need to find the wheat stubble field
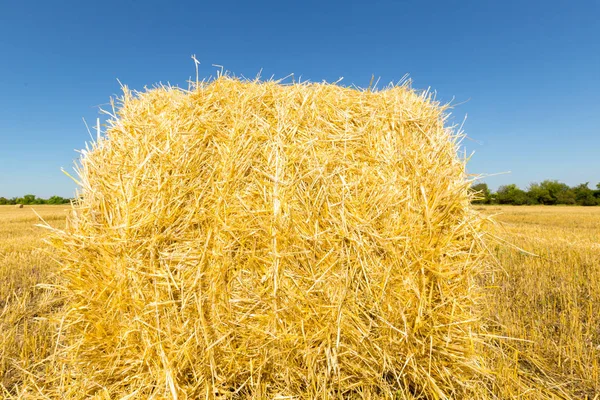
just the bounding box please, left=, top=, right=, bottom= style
left=0, top=205, right=598, bottom=398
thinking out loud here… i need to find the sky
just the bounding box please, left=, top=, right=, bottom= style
left=0, top=0, right=598, bottom=198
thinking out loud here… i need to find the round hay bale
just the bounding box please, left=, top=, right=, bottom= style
left=50, top=77, right=489, bottom=398
left=15, top=203, right=23, bottom=208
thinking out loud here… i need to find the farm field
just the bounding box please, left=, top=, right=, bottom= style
left=476, top=206, right=600, bottom=398
left=0, top=204, right=599, bottom=398
left=0, top=205, right=67, bottom=398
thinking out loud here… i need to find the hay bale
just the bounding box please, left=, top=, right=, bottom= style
left=50, top=77, right=489, bottom=398
left=15, top=204, right=23, bottom=208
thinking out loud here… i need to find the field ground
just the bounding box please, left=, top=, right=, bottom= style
left=0, top=205, right=67, bottom=398
left=476, top=206, right=600, bottom=398
left=0, top=205, right=599, bottom=398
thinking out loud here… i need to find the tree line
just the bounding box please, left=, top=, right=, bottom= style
left=471, top=181, right=600, bottom=206
left=0, top=194, right=72, bottom=205
left=3, top=182, right=600, bottom=207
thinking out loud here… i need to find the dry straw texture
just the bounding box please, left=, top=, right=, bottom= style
left=48, top=77, right=489, bottom=399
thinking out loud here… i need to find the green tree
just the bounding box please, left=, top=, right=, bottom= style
left=573, top=183, right=598, bottom=206
left=496, top=184, right=530, bottom=205
left=47, top=196, right=66, bottom=205
left=0, top=197, right=7, bottom=205
left=529, top=180, right=574, bottom=205
left=557, top=187, right=576, bottom=204
left=527, top=182, right=550, bottom=205
left=470, top=183, right=492, bottom=204
left=21, top=194, right=37, bottom=205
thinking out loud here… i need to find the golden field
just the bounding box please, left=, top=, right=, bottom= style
left=478, top=206, right=599, bottom=398
left=0, top=204, right=598, bottom=398
left=0, top=205, right=67, bottom=398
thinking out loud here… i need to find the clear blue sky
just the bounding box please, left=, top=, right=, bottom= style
left=1, top=0, right=598, bottom=198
